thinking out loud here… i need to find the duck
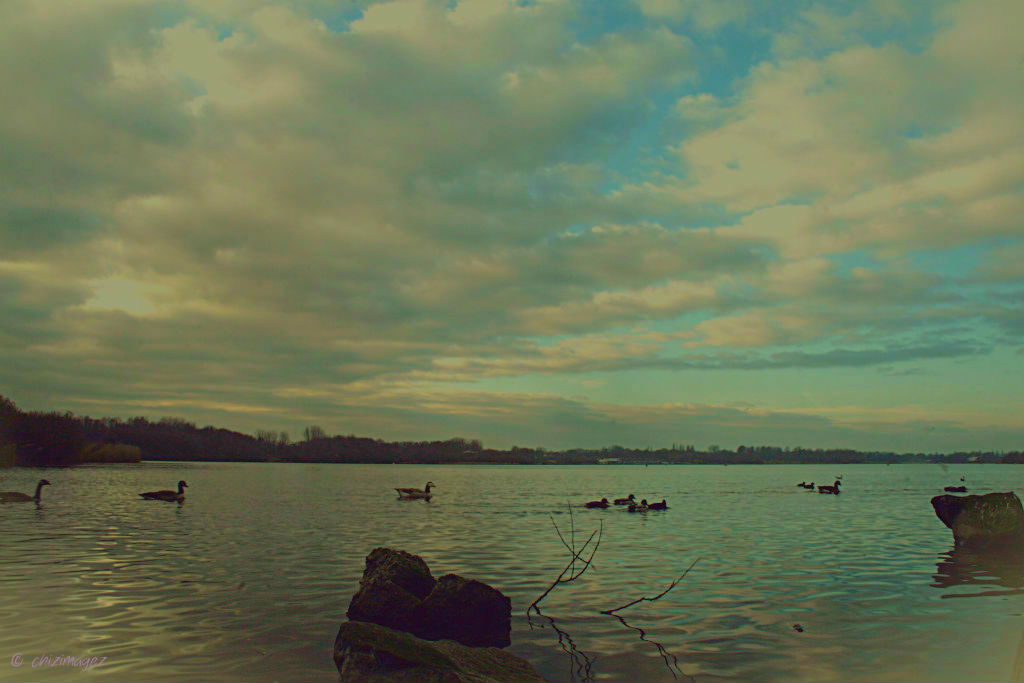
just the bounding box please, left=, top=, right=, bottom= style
left=628, top=499, right=649, bottom=512
left=395, top=482, right=434, bottom=499
left=139, top=480, right=188, bottom=502
left=0, top=479, right=51, bottom=503
left=647, top=499, right=668, bottom=510
left=817, top=480, right=841, bottom=495
left=944, top=485, right=967, bottom=493
left=585, top=498, right=610, bottom=508
left=613, top=494, right=636, bottom=505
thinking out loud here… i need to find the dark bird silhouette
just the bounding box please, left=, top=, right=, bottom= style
left=0, top=479, right=50, bottom=503
left=585, top=497, right=610, bottom=508
left=818, top=480, right=841, bottom=495
left=613, top=494, right=636, bottom=505
left=395, top=482, right=435, bottom=499
left=628, top=499, right=649, bottom=512
left=140, top=480, right=188, bottom=501
left=798, top=482, right=815, bottom=489
left=647, top=499, right=668, bottom=510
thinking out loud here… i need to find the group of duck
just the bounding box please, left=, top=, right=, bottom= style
left=796, top=480, right=842, bottom=494
left=584, top=493, right=667, bottom=512
left=0, top=479, right=189, bottom=504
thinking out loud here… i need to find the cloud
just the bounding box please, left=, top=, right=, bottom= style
left=0, top=0, right=1020, bottom=451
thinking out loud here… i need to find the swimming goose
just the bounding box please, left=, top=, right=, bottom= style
left=613, top=494, right=636, bottom=505
left=647, top=499, right=668, bottom=510
left=0, top=479, right=50, bottom=503
left=140, top=480, right=188, bottom=501
left=585, top=497, right=610, bottom=508
left=817, top=480, right=841, bottom=495
left=396, top=482, right=434, bottom=499
left=628, top=499, right=649, bottom=512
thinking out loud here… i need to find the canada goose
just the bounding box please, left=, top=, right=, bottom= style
left=648, top=499, right=668, bottom=510
left=817, top=480, right=841, bottom=495
left=613, top=494, right=636, bottom=505
left=944, top=485, right=967, bottom=493
left=396, top=482, right=434, bottom=499
left=628, top=499, right=649, bottom=512
left=585, top=498, right=610, bottom=508
left=0, top=479, right=50, bottom=503
left=140, top=480, right=187, bottom=501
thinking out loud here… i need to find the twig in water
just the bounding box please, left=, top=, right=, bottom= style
left=527, top=607, right=597, bottom=683
left=600, top=557, right=701, bottom=614
left=608, top=612, right=693, bottom=682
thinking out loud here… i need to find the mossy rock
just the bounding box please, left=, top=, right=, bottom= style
left=932, top=492, right=1024, bottom=549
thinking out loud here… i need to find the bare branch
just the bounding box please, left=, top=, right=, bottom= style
left=549, top=514, right=573, bottom=554
left=529, top=521, right=603, bottom=614
left=600, top=557, right=700, bottom=614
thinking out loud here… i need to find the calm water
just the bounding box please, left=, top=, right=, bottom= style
left=1, top=462, right=1023, bottom=682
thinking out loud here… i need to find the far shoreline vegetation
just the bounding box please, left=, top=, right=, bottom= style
left=1, top=394, right=1022, bottom=468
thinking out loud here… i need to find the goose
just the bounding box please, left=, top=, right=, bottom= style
left=628, top=499, right=649, bottom=512
left=647, top=499, right=668, bottom=510
left=0, top=479, right=50, bottom=503
left=817, top=480, right=841, bottom=495
left=140, top=480, right=187, bottom=502
left=613, top=494, right=636, bottom=505
left=585, top=497, right=610, bottom=508
left=396, top=482, right=434, bottom=499
left=944, top=485, right=967, bottom=493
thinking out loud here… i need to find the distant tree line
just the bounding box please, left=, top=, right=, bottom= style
left=1, top=393, right=1021, bottom=466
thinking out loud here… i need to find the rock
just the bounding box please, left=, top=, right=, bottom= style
left=364, top=547, right=438, bottom=600
left=346, top=548, right=512, bottom=649
left=334, top=621, right=544, bottom=682
left=347, top=548, right=437, bottom=632
left=931, top=492, right=1024, bottom=549
left=415, top=574, right=512, bottom=648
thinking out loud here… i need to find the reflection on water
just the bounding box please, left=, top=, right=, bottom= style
left=528, top=609, right=596, bottom=683
left=933, top=544, right=1024, bottom=598
left=2, top=463, right=1024, bottom=682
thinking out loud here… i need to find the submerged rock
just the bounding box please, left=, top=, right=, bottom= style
left=931, top=492, right=1024, bottom=549
left=346, top=548, right=512, bottom=648
left=334, top=621, right=543, bottom=682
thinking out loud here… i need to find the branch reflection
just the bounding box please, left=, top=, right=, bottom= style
left=527, top=607, right=596, bottom=683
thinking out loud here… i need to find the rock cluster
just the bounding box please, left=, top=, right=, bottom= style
left=335, top=547, right=542, bottom=682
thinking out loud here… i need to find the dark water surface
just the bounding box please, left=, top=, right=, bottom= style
left=2, top=463, right=1023, bottom=682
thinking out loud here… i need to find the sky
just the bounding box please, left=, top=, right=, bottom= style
left=1, top=0, right=1022, bottom=452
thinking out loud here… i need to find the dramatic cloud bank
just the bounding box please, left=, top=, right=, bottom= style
left=2, top=0, right=1021, bottom=451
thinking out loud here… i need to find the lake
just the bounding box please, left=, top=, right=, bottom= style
left=1, top=462, right=1022, bottom=682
